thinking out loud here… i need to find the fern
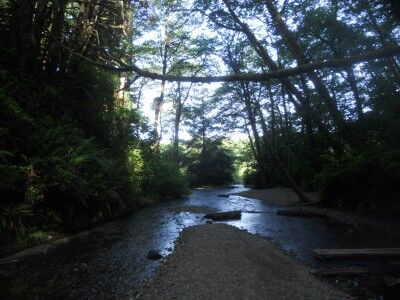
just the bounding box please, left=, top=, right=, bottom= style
left=0, top=203, right=33, bottom=234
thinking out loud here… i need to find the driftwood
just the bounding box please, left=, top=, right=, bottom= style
left=313, top=248, right=400, bottom=258
left=284, top=202, right=319, bottom=207
left=310, top=267, right=392, bottom=277
left=277, top=209, right=326, bottom=218
left=204, top=211, right=242, bottom=221
left=217, top=194, right=230, bottom=198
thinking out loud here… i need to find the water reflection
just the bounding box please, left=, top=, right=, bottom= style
left=140, top=185, right=400, bottom=266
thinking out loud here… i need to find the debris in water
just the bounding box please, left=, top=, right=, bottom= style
left=147, top=250, right=163, bottom=260
left=217, top=194, right=230, bottom=198
left=204, top=211, right=241, bottom=221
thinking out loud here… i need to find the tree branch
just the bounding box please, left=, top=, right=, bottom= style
left=70, top=45, right=400, bottom=83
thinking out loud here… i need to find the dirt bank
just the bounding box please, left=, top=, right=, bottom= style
left=138, top=224, right=350, bottom=299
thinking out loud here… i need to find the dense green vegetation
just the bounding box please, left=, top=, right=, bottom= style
left=0, top=0, right=233, bottom=243
left=1, top=0, right=399, bottom=243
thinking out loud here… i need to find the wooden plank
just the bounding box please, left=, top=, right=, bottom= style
left=204, top=211, right=241, bottom=221
left=277, top=209, right=326, bottom=218
left=313, top=248, right=400, bottom=258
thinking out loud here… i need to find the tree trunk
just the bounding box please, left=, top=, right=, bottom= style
left=30, top=0, right=49, bottom=70
left=299, top=76, right=317, bottom=148
left=11, top=0, right=34, bottom=71
left=244, top=122, right=258, bottom=164
left=257, top=101, right=311, bottom=202
left=239, top=83, right=268, bottom=186
left=346, top=67, right=364, bottom=122
left=47, top=0, right=67, bottom=74
left=266, top=84, right=277, bottom=146
left=173, top=85, right=182, bottom=164
left=221, top=0, right=344, bottom=154
left=154, top=14, right=169, bottom=152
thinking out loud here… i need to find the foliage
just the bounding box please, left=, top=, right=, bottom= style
left=27, top=230, right=49, bottom=243
left=0, top=203, right=33, bottom=238
left=185, top=138, right=235, bottom=186
left=242, top=167, right=262, bottom=187
left=0, top=66, right=142, bottom=237
left=318, top=147, right=400, bottom=215
left=151, top=160, right=189, bottom=198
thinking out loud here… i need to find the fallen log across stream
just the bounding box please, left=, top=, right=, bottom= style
left=313, top=248, right=400, bottom=258
left=310, top=267, right=399, bottom=277
left=217, top=194, right=230, bottom=198
left=277, top=209, right=326, bottom=218
left=204, top=211, right=242, bottom=221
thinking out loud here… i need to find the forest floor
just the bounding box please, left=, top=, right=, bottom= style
left=137, top=224, right=350, bottom=299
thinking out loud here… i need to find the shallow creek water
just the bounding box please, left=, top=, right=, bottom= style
left=1, top=185, right=400, bottom=299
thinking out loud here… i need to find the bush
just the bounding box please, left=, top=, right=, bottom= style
left=186, top=138, right=235, bottom=187
left=27, top=230, right=48, bottom=243
left=0, top=66, right=146, bottom=237
left=243, top=168, right=264, bottom=188
left=0, top=203, right=33, bottom=241
left=151, top=160, right=189, bottom=198
left=318, top=149, right=400, bottom=215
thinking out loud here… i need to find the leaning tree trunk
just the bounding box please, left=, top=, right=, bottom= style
left=264, top=0, right=354, bottom=147
left=239, top=83, right=268, bottom=186
left=257, top=102, right=311, bottom=202
left=221, top=0, right=344, bottom=154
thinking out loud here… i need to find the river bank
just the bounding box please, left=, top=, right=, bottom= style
left=138, top=224, right=350, bottom=299
left=234, top=188, right=400, bottom=233
left=0, top=194, right=162, bottom=260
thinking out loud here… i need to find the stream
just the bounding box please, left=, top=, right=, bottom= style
left=1, top=185, right=400, bottom=299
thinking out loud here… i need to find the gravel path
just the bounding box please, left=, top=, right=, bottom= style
left=139, top=224, right=350, bottom=299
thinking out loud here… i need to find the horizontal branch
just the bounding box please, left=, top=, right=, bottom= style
left=75, top=45, right=400, bottom=83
